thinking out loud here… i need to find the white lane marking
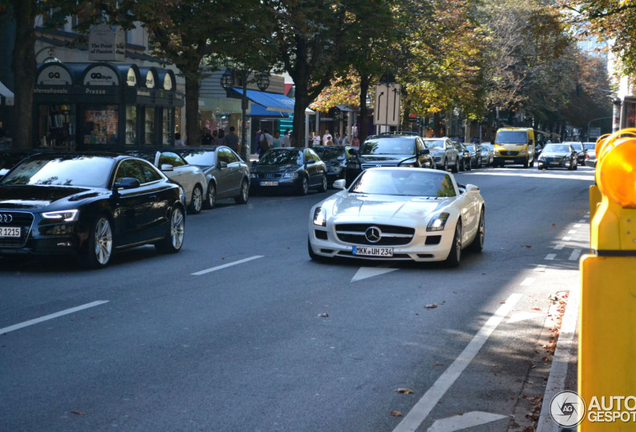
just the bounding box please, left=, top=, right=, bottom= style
left=351, top=266, right=399, bottom=282
left=392, top=294, right=522, bottom=432
left=545, top=254, right=556, bottom=261
left=536, top=287, right=581, bottom=432
left=554, top=244, right=565, bottom=250
left=427, top=411, right=507, bottom=432
left=583, top=214, right=590, bottom=219
left=462, top=171, right=594, bottom=181
left=578, top=220, right=586, bottom=223
left=508, top=312, right=543, bottom=324
left=569, top=249, right=582, bottom=261
left=574, top=224, right=582, bottom=228
left=562, top=236, right=572, bottom=241
left=534, top=265, right=546, bottom=272
left=568, top=230, right=577, bottom=234
left=0, top=301, right=109, bottom=335
left=520, top=277, right=535, bottom=286
left=192, top=255, right=264, bottom=276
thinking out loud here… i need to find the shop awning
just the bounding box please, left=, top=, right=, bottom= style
left=233, top=88, right=295, bottom=113
left=0, top=80, right=14, bottom=106
left=249, top=103, right=289, bottom=118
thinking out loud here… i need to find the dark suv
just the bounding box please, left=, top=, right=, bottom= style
left=344, top=134, right=434, bottom=185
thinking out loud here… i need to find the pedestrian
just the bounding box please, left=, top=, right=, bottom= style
left=224, top=126, right=239, bottom=153
left=259, top=129, right=273, bottom=159
left=312, top=132, right=321, bottom=147
left=217, top=129, right=225, bottom=145
left=281, top=129, right=291, bottom=147
left=351, top=124, right=358, bottom=140
left=201, top=128, right=214, bottom=145
left=342, top=131, right=350, bottom=145
left=326, top=137, right=334, bottom=146
left=273, top=130, right=282, bottom=148
left=212, top=129, right=219, bottom=145
left=323, top=129, right=333, bottom=145
left=175, top=132, right=185, bottom=147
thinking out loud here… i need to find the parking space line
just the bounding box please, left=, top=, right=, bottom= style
left=554, top=244, right=565, bottom=250
left=191, top=255, right=264, bottom=276
left=568, top=230, right=577, bottom=234
left=574, top=224, right=582, bottom=228
left=0, top=301, right=109, bottom=335
left=578, top=220, right=586, bottom=223
left=545, top=254, right=556, bottom=261
left=562, top=236, right=572, bottom=242
left=520, top=278, right=535, bottom=286
left=569, top=249, right=582, bottom=261
left=534, top=265, right=546, bottom=272
left=392, top=294, right=522, bottom=432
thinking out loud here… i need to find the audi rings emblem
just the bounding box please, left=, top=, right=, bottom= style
left=0, top=213, right=13, bottom=223
left=365, top=226, right=382, bottom=243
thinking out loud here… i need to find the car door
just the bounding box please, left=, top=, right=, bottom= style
left=215, top=148, right=234, bottom=198
left=446, top=140, right=458, bottom=166
left=158, top=152, right=191, bottom=198
left=137, top=160, right=172, bottom=239
left=304, top=149, right=319, bottom=186
left=224, top=148, right=243, bottom=196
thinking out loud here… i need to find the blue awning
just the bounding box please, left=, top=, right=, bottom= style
left=232, top=88, right=295, bottom=113
left=249, top=103, right=289, bottom=118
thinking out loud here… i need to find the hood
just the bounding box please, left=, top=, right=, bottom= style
left=0, top=185, right=94, bottom=209
left=329, top=193, right=452, bottom=222
left=253, top=164, right=300, bottom=173
left=358, top=155, right=413, bottom=163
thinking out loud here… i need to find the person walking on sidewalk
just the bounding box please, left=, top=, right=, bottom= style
left=224, top=126, right=239, bottom=153
left=259, top=129, right=273, bottom=159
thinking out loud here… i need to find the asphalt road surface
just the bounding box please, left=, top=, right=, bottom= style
left=0, top=164, right=593, bottom=432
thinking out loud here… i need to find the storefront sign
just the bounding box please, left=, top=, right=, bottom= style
left=145, top=71, right=155, bottom=89
left=137, top=89, right=152, bottom=97
left=164, top=74, right=173, bottom=91
left=89, top=25, right=125, bottom=62
left=84, top=66, right=120, bottom=86
left=127, top=68, right=137, bottom=86
left=37, top=65, right=72, bottom=86
left=34, top=88, right=69, bottom=94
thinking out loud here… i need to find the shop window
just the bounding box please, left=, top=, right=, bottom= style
left=38, top=104, right=75, bottom=149
left=145, top=107, right=155, bottom=145
left=627, top=102, right=636, bottom=129
left=162, top=108, right=172, bottom=146
left=126, top=106, right=137, bottom=145
left=83, top=105, right=118, bottom=145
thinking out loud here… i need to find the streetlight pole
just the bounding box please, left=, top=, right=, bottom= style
left=587, top=116, right=612, bottom=141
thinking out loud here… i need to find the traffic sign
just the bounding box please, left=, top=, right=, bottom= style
left=375, top=83, right=401, bottom=127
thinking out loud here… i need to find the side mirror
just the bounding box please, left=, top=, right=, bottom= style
left=333, top=179, right=346, bottom=190
left=419, top=148, right=430, bottom=155
left=348, top=148, right=357, bottom=155
left=219, top=161, right=228, bottom=169
left=529, top=139, right=534, bottom=146
left=306, top=159, right=315, bottom=165
left=161, top=164, right=174, bottom=172
left=466, top=184, right=480, bottom=193
left=114, top=177, right=141, bottom=190
left=251, top=160, right=258, bottom=167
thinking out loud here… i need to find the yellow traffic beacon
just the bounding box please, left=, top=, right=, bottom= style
left=580, top=128, right=636, bottom=431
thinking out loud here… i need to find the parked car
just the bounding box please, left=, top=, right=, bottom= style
left=465, top=144, right=493, bottom=168
left=583, top=142, right=596, bottom=167
left=174, top=146, right=250, bottom=208
left=308, top=168, right=485, bottom=267
left=0, top=153, right=186, bottom=268
left=250, top=148, right=328, bottom=195
left=345, top=134, right=435, bottom=185
left=0, top=149, right=50, bottom=180
left=537, top=144, right=578, bottom=170
left=454, top=143, right=473, bottom=171
left=128, top=150, right=207, bottom=214
left=423, top=137, right=461, bottom=172
left=564, top=142, right=586, bottom=165
left=313, top=145, right=353, bottom=186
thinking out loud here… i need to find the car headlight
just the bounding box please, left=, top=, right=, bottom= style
left=539, top=155, right=545, bottom=160
left=520, top=148, right=528, bottom=155
left=313, top=207, right=326, bottom=226
left=283, top=172, right=299, bottom=178
left=329, top=166, right=342, bottom=173
left=427, top=212, right=450, bottom=232
left=250, top=173, right=257, bottom=179
left=42, top=209, right=79, bottom=222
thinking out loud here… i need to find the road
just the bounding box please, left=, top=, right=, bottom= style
left=0, top=165, right=593, bottom=432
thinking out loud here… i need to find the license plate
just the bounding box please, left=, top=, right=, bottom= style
left=352, top=246, right=393, bottom=257
left=550, top=162, right=560, bottom=166
left=0, top=227, right=20, bottom=238
left=505, top=159, right=514, bottom=163
left=260, top=181, right=278, bottom=186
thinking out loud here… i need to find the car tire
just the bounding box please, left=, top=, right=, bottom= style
left=204, top=182, right=216, bottom=209
left=445, top=219, right=462, bottom=268
left=298, top=175, right=309, bottom=196
left=317, top=173, right=328, bottom=193
left=477, top=158, right=482, bottom=169
left=443, top=158, right=449, bottom=171
left=466, top=160, right=472, bottom=171
left=188, top=184, right=203, bottom=214
left=155, top=206, right=185, bottom=254
left=234, top=179, right=249, bottom=204
left=451, top=158, right=459, bottom=173
left=80, top=215, right=113, bottom=269
left=469, top=209, right=485, bottom=253
left=530, top=156, right=534, bottom=167
left=308, top=238, right=327, bottom=262
left=523, top=157, right=529, bottom=168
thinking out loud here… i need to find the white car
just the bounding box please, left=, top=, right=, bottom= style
left=308, top=168, right=485, bottom=267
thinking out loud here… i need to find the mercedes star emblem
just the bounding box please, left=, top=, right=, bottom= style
left=365, top=226, right=382, bottom=243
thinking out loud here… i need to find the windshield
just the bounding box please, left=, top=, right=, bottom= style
left=360, top=138, right=416, bottom=156
left=496, top=131, right=528, bottom=144
left=314, top=147, right=345, bottom=162
left=544, top=144, right=571, bottom=153
left=425, top=139, right=445, bottom=149
left=259, top=149, right=303, bottom=165
left=568, top=143, right=583, bottom=150
left=0, top=156, right=114, bottom=187
left=180, top=150, right=216, bottom=167
left=350, top=169, right=456, bottom=197
left=465, top=145, right=477, bottom=152
left=583, top=143, right=595, bottom=150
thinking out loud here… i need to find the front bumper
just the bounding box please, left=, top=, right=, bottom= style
left=250, top=176, right=302, bottom=191
left=494, top=155, right=528, bottom=165
left=308, top=220, right=455, bottom=262
left=537, top=157, right=572, bottom=169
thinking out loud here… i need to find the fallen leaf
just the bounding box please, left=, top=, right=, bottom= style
left=317, top=313, right=329, bottom=318
left=71, top=411, right=86, bottom=416
left=500, top=301, right=506, bottom=304
left=531, top=307, right=541, bottom=311
left=522, top=245, right=532, bottom=248
left=390, top=411, right=403, bottom=417
left=425, top=304, right=437, bottom=309
left=395, top=388, right=414, bottom=394
left=433, top=363, right=444, bottom=367
left=552, top=223, right=556, bottom=227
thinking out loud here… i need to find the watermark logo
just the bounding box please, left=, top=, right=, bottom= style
left=551, top=390, right=586, bottom=427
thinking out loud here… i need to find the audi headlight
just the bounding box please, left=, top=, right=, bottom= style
left=313, top=207, right=326, bottom=226
left=539, top=154, right=546, bottom=161
left=427, top=212, right=450, bottom=232
left=283, top=172, right=299, bottom=178
left=250, top=173, right=257, bottom=179
left=42, top=209, right=79, bottom=222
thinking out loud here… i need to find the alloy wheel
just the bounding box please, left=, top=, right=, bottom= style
left=170, top=208, right=185, bottom=250
left=94, top=218, right=113, bottom=266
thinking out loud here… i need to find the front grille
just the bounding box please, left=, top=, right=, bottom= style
left=0, top=211, right=34, bottom=247
left=335, top=223, right=415, bottom=246
left=263, top=173, right=281, bottom=179
left=499, top=151, right=519, bottom=156
left=361, top=163, right=398, bottom=170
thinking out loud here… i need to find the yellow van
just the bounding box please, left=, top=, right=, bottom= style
left=493, top=127, right=536, bottom=168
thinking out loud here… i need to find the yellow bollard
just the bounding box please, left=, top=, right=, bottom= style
left=580, top=128, right=636, bottom=431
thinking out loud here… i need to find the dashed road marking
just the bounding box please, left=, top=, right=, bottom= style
left=554, top=244, right=565, bottom=250
left=534, top=265, right=546, bottom=272
left=192, top=255, right=264, bottom=276
left=520, top=277, right=535, bottom=286
left=574, top=224, right=582, bottom=228
left=0, top=301, right=109, bottom=335
left=545, top=254, right=556, bottom=261
left=578, top=219, right=586, bottom=223
left=351, top=266, right=399, bottom=282
left=568, top=230, right=577, bottom=234
left=569, top=249, right=582, bottom=261
left=562, top=236, right=572, bottom=242
left=427, top=411, right=507, bottom=432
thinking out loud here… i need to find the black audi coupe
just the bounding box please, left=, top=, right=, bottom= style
left=0, top=153, right=186, bottom=268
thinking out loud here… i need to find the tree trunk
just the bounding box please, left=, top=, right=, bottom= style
left=433, top=112, right=442, bottom=137
left=292, top=90, right=307, bottom=148
left=359, top=74, right=370, bottom=145
left=11, top=0, right=37, bottom=150
left=185, top=76, right=201, bottom=147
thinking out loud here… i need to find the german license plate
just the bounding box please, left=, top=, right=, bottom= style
left=505, top=159, right=514, bottom=163
left=0, top=227, right=20, bottom=238
left=260, top=181, right=278, bottom=186
left=352, top=246, right=393, bottom=257
left=550, top=162, right=560, bottom=166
